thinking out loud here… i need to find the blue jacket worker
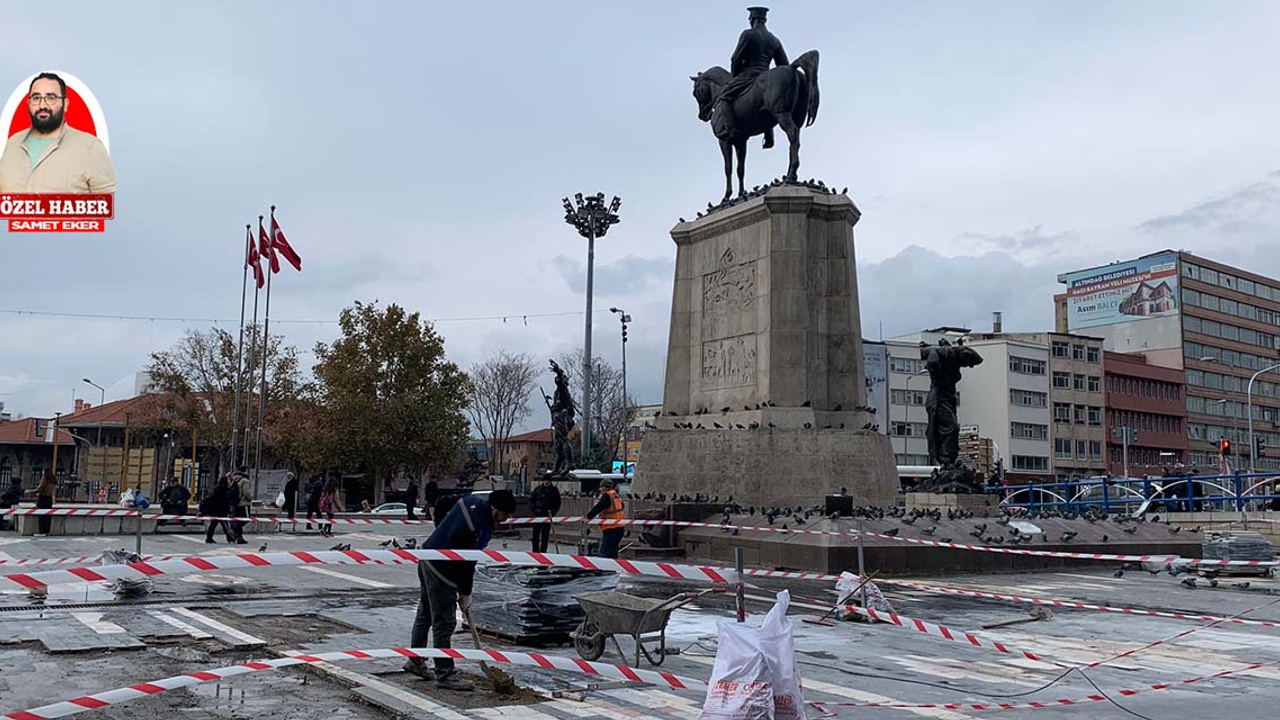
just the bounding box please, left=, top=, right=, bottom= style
left=404, top=489, right=516, bottom=691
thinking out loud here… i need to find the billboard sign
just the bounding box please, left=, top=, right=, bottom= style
left=1063, top=252, right=1179, bottom=330
left=862, top=342, right=889, bottom=433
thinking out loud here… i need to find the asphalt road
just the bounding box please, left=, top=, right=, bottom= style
left=2, top=526, right=1279, bottom=719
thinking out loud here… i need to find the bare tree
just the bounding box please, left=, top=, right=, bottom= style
left=466, top=351, right=540, bottom=474
left=556, top=349, right=638, bottom=470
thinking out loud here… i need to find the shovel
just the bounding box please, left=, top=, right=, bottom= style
left=462, top=607, right=517, bottom=695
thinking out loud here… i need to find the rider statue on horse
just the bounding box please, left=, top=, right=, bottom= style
left=692, top=7, right=820, bottom=202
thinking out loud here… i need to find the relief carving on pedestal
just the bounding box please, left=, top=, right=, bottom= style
left=702, top=247, right=757, bottom=317
left=701, top=335, right=757, bottom=389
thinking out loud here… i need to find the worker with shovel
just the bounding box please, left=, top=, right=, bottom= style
left=404, top=489, right=517, bottom=691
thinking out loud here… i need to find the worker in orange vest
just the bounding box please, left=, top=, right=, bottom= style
left=585, top=478, right=626, bottom=558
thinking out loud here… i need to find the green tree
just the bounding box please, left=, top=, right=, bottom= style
left=146, top=324, right=302, bottom=477
left=311, top=302, right=471, bottom=492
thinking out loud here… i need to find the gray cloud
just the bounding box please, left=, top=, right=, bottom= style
left=1136, top=170, right=1280, bottom=235
left=550, top=255, right=675, bottom=296
left=953, top=225, right=1081, bottom=263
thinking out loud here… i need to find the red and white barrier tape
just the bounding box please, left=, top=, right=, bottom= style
left=1, top=508, right=435, bottom=526
left=840, top=605, right=1070, bottom=669
left=9, top=508, right=1275, bottom=565
left=880, top=578, right=1280, bottom=630
left=807, top=659, right=1280, bottom=711
left=1, top=647, right=705, bottom=720
left=0, top=555, right=184, bottom=567
left=0, top=549, right=736, bottom=591
left=513, top=515, right=1280, bottom=567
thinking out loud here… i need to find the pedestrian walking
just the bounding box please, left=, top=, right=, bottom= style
left=305, top=474, right=323, bottom=529
left=229, top=467, right=252, bottom=544
left=529, top=476, right=561, bottom=553
left=403, top=489, right=516, bottom=691
left=405, top=477, right=420, bottom=521
left=282, top=471, right=299, bottom=522
left=34, top=469, right=56, bottom=537
left=200, top=474, right=235, bottom=543
left=319, top=479, right=340, bottom=537
left=584, top=478, right=625, bottom=559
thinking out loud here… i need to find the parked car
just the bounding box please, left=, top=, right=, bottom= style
left=371, top=502, right=408, bottom=516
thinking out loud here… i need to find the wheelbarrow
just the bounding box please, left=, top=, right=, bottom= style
left=573, top=588, right=725, bottom=666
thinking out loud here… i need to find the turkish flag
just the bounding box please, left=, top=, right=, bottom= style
left=260, top=217, right=279, bottom=274
left=271, top=213, right=302, bottom=271
left=246, top=226, right=264, bottom=289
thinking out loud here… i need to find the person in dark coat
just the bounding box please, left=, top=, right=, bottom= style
left=34, top=469, right=56, bottom=536
left=528, top=477, right=562, bottom=553
left=282, top=472, right=299, bottom=521
left=0, top=478, right=22, bottom=532
left=200, top=474, right=234, bottom=543
left=159, top=477, right=191, bottom=516
left=403, top=489, right=516, bottom=691
left=404, top=477, right=420, bottom=521
left=304, top=474, right=324, bottom=529
left=421, top=479, right=440, bottom=522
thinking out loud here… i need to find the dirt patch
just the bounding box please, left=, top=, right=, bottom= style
left=385, top=669, right=547, bottom=708
left=202, top=610, right=368, bottom=648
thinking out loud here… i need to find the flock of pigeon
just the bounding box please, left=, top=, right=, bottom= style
left=644, top=402, right=880, bottom=432
left=684, top=177, right=852, bottom=221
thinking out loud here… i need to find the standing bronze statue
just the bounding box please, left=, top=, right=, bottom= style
left=543, top=360, right=577, bottom=478
left=914, top=339, right=985, bottom=493
left=691, top=7, right=821, bottom=202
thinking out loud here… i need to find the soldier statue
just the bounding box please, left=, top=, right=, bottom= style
left=914, top=339, right=985, bottom=493
left=544, top=360, right=577, bottom=478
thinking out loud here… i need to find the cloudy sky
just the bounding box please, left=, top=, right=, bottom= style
left=3, top=1, right=1280, bottom=432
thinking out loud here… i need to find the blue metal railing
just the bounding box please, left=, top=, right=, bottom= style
left=994, top=473, right=1280, bottom=514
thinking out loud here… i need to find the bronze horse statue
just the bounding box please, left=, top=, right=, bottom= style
left=692, top=50, right=820, bottom=203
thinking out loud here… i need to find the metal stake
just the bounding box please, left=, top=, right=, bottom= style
left=735, top=547, right=746, bottom=622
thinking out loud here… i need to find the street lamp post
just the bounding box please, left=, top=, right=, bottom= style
left=83, top=378, right=106, bottom=495
left=562, top=193, right=621, bottom=464
left=1247, top=363, right=1280, bottom=473
left=610, top=307, right=631, bottom=476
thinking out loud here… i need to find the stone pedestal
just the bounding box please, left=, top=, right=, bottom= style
left=905, top=492, right=997, bottom=513
left=634, top=185, right=897, bottom=507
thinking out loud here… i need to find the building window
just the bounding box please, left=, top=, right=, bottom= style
left=890, top=357, right=923, bottom=374
left=891, top=421, right=928, bottom=437
left=890, top=389, right=926, bottom=406
left=1086, top=347, right=1100, bottom=363
left=1054, top=438, right=1072, bottom=459
left=1089, top=441, right=1102, bottom=460
left=1011, top=422, right=1049, bottom=440
left=1073, top=374, right=1087, bottom=391
left=1053, top=372, right=1071, bottom=389
left=1088, top=406, right=1102, bottom=427
left=1052, top=341, right=1069, bottom=358
left=1012, top=455, right=1049, bottom=472
left=1076, top=440, right=1087, bottom=459
left=1009, top=356, right=1046, bottom=375
left=1072, top=345, right=1085, bottom=360
left=1074, top=405, right=1086, bottom=425
left=1053, top=402, right=1072, bottom=423
left=1087, top=376, right=1101, bottom=393
left=1010, top=389, right=1048, bottom=408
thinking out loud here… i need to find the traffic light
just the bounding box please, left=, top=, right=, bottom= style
left=622, top=323, right=628, bottom=344
left=1220, top=437, right=1232, bottom=455
left=1257, top=436, right=1267, bottom=456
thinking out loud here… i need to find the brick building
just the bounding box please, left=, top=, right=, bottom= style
left=1103, top=351, right=1188, bottom=475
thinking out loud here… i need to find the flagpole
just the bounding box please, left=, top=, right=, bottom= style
left=230, top=225, right=250, bottom=474
left=254, top=212, right=273, bottom=498
left=242, top=250, right=261, bottom=469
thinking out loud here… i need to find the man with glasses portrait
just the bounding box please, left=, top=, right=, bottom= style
left=0, top=72, right=116, bottom=193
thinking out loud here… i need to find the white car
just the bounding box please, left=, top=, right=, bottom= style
left=371, top=502, right=408, bottom=516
